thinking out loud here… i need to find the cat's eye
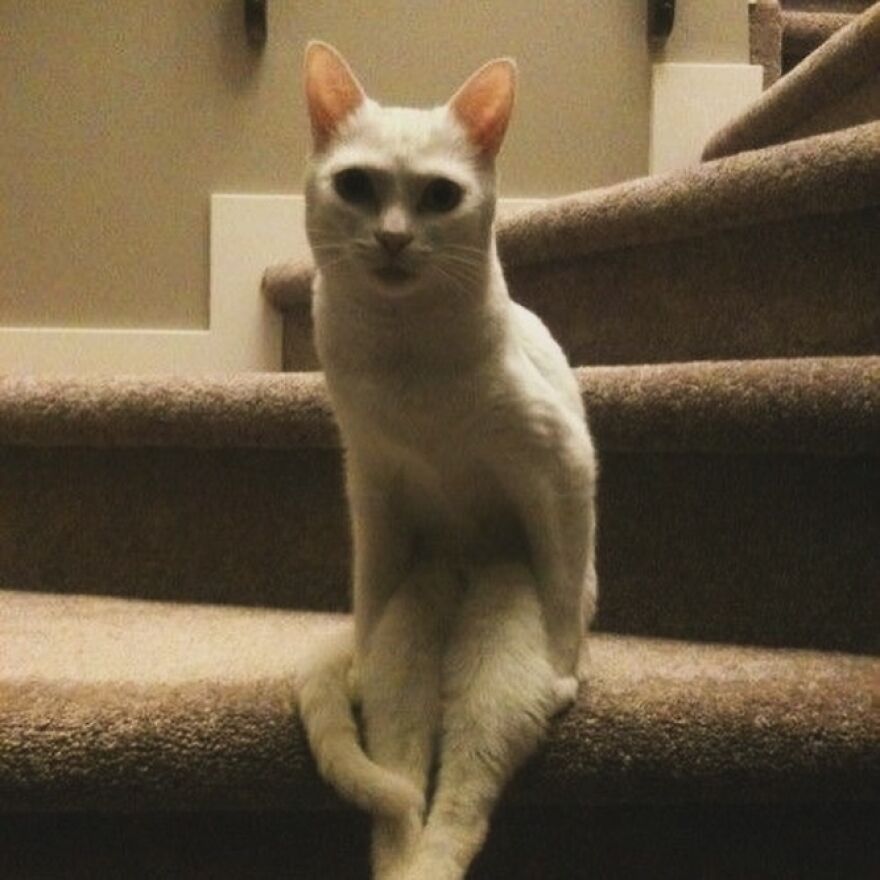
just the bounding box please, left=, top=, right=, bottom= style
left=419, top=177, right=464, bottom=214
left=333, top=168, right=376, bottom=207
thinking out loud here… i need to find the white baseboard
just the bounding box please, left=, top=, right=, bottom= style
left=0, top=194, right=543, bottom=375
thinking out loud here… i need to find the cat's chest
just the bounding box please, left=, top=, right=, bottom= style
left=331, top=368, right=487, bottom=457
left=358, top=383, right=501, bottom=521
left=334, top=373, right=519, bottom=553
left=397, top=453, right=522, bottom=563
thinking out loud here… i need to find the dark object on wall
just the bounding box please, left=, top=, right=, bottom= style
left=245, top=0, right=267, bottom=48
left=649, top=0, right=676, bottom=40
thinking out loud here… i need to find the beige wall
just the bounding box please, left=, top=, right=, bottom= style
left=1, top=1, right=652, bottom=330
left=649, top=1, right=757, bottom=174
left=656, top=0, right=751, bottom=64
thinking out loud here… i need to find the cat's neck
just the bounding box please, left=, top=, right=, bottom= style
left=313, top=241, right=510, bottom=379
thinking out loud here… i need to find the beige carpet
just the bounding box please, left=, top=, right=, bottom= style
left=1, top=7, right=878, bottom=875
left=266, top=122, right=879, bottom=370
left=705, top=3, right=880, bottom=158
left=2, top=591, right=876, bottom=814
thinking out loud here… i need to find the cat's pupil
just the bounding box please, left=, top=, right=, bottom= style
left=333, top=168, right=375, bottom=207
left=420, top=178, right=463, bottom=214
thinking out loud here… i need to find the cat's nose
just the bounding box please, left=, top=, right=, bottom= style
left=374, top=229, right=414, bottom=257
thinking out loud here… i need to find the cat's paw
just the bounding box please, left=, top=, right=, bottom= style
left=397, top=847, right=464, bottom=880
left=551, top=675, right=579, bottom=715
left=346, top=661, right=362, bottom=705
left=372, top=809, right=425, bottom=880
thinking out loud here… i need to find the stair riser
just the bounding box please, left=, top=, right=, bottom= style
left=510, top=211, right=880, bottom=367
left=783, top=10, right=860, bottom=71
left=280, top=209, right=880, bottom=370
left=2, top=806, right=877, bottom=880
left=0, top=446, right=348, bottom=611
left=599, top=452, right=879, bottom=654
left=3, top=445, right=875, bottom=653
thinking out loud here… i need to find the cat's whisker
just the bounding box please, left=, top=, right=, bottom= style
left=439, top=254, right=485, bottom=275
left=439, top=252, right=487, bottom=276
left=443, top=243, right=487, bottom=256
left=439, top=253, right=480, bottom=273
left=442, top=249, right=489, bottom=268
left=436, top=259, right=484, bottom=288
left=314, top=254, right=352, bottom=274
left=307, top=227, right=349, bottom=248
left=440, top=248, right=484, bottom=263
left=432, top=262, right=472, bottom=298
left=306, top=226, right=343, bottom=240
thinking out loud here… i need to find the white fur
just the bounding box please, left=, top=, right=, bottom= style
left=296, top=54, right=597, bottom=880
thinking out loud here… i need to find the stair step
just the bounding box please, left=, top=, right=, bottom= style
left=1, top=358, right=877, bottom=653
left=2, top=804, right=876, bottom=880
left=782, top=1, right=872, bottom=10
left=2, top=590, right=876, bottom=813
left=783, top=10, right=859, bottom=69
left=706, top=11, right=880, bottom=160
left=268, top=124, right=880, bottom=370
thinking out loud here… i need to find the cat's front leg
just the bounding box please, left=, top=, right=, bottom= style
left=500, top=448, right=597, bottom=678
left=530, top=476, right=596, bottom=677
left=402, top=562, right=565, bottom=880
left=346, top=454, right=412, bottom=654
left=361, top=561, right=459, bottom=880
left=346, top=657, right=362, bottom=705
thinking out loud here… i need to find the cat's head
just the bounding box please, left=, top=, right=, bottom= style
left=303, top=41, right=516, bottom=300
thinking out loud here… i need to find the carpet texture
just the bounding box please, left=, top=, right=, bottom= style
left=781, top=0, right=874, bottom=72
left=3, top=358, right=877, bottom=454
left=751, top=0, right=784, bottom=88
left=265, top=122, right=880, bottom=370
left=705, top=3, right=880, bottom=159
left=1, top=361, right=876, bottom=653
left=2, top=592, right=877, bottom=814
left=2, top=15, right=879, bottom=875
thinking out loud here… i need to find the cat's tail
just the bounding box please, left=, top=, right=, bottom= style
left=296, top=624, right=424, bottom=820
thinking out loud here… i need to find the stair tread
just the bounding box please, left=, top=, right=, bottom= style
left=0, top=589, right=876, bottom=812
left=782, top=2, right=871, bottom=11
left=784, top=9, right=858, bottom=53
left=707, top=6, right=880, bottom=160
left=1, top=356, right=877, bottom=456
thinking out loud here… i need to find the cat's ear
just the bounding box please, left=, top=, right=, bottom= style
left=304, top=41, right=366, bottom=151
left=448, top=58, right=517, bottom=159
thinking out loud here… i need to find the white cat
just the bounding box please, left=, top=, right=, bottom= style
left=295, top=42, right=597, bottom=880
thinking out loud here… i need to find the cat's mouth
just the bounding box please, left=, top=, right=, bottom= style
left=372, top=264, right=416, bottom=286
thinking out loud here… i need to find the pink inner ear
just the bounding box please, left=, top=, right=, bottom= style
left=450, top=60, right=516, bottom=159
left=305, top=42, right=365, bottom=150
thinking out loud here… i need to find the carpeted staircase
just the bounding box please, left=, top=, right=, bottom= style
left=2, top=7, right=879, bottom=878
left=750, top=0, right=876, bottom=87
left=780, top=0, right=875, bottom=72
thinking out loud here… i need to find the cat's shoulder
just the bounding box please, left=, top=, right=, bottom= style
left=506, top=302, right=583, bottom=417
